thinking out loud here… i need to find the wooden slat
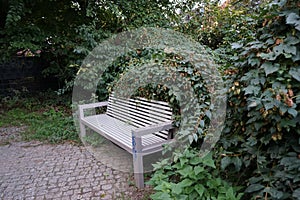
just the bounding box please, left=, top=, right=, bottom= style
left=108, top=96, right=172, bottom=122
left=107, top=105, right=132, bottom=124
left=107, top=107, right=169, bottom=139
left=129, top=98, right=172, bottom=112
left=110, top=96, right=172, bottom=116
left=107, top=104, right=172, bottom=124
left=109, top=95, right=172, bottom=111
left=105, top=95, right=173, bottom=140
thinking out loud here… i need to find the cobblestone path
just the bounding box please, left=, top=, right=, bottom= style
left=0, top=141, right=148, bottom=200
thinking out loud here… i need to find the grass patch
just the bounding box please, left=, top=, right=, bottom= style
left=0, top=90, right=80, bottom=144
left=0, top=108, right=30, bottom=127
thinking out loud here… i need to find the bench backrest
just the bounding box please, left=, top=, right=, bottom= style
left=107, top=94, right=173, bottom=131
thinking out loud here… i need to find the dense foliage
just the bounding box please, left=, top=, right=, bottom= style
left=2, top=0, right=299, bottom=199
left=0, top=0, right=173, bottom=85
left=148, top=149, right=243, bottom=199
left=149, top=0, right=300, bottom=199
left=220, top=0, right=300, bottom=199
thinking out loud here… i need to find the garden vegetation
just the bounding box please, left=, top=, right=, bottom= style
left=1, top=0, right=299, bottom=199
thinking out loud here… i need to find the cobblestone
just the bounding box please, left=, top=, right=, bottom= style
left=0, top=141, right=150, bottom=199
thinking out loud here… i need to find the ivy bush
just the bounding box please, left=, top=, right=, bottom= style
left=148, top=1, right=299, bottom=199
left=219, top=0, right=300, bottom=199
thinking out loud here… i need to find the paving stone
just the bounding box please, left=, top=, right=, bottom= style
left=0, top=141, right=148, bottom=200
left=63, top=189, right=74, bottom=196
left=102, top=184, right=113, bottom=191
left=35, top=195, right=46, bottom=200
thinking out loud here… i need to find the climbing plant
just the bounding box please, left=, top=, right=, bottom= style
left=219, top=0, right=300, bottom=199
left=95, top=47, right=212, bottom=145
left=149, top=0, right=299, bottom=199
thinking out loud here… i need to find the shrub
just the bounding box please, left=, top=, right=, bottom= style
left=149, top=1, right=299, bottom=199
left=219, top=0, right=300, bottom=199
left=148, top=148, right=243, bottom=200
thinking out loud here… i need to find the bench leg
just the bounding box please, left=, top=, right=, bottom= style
left=79, top=121, right=87, bottom=138
left=133, top=153, right=144, bottom=189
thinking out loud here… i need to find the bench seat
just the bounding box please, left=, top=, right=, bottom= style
left=82, top=114, right=171, bottom=154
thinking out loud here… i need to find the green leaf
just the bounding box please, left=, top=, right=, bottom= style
left=283, top=44, right=297, bottom=55
left=232, top=157, right=242, bottom=171
left=280, top=118, right=297, bottom=128
left=264, top=187, right=283, bottom=199
left=248, top=58, right=260, bottom=67
left=150, top=192, right=172, bottom=200
left=244, top=85, right=261, bottom=96
left=273, top=44, right=284, bottom=56
left=289, top=67, right=300, bottom=82
left=178, top=165, right=193, bottom=178
left=293, top=188, right=300, bottom=199
left=171, top=183, right=183, bottom=195
left=175, top=194, right=188, bottom=200
left=221, top=156, right=231, bottom=170
left=279, top=104, right=288, bottom=114
left=153, top=184, right=165, bottom=191
left=195, top=184, right=205, bottom=197
left=205, top=110, right=212, bottom=119
left=199, top=120, right=205, bottom=128
left=203, top=153, right=216, bottom=168
left=180, top=157, right=188, bottom=167
left=248, top=176, right=264, bottom=184
left=194, top=166, right=204, bottom=175
left=178, top=179, right=194, bottom=187
left=248, top=100, right=258, bottom=108
left=288, top=108, right=298, bottom=118
left=231, top=42, right=243, bottom=49
left=260, top=52, right=277, bottom=60
left=188, top=135, right=194, bottom=144
left=263, top=102, right=274, bottom=110
left=249, top=41, right=264, bottom=49
left=262, top=62, right=279, bottom=76
left=285, top=36, right=300, bottom=45
left=207, top=178, right=222, bottom=188
left=286, top=13, right=300, bottom=31
left=226, top=187, right=236, bottom=199
left=190, top=156, right=202, bottom=165
left=245, top=184, right=265, bottom=193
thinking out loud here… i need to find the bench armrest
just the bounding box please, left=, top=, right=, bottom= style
left=132, top=121, right=173, bottom=137
left=78, top=101, right=108, bottom=118
left=78, top=101, right=108, bottom=110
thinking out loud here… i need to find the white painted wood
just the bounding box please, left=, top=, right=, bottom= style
left=78, top=101, right=108, bottom=111
left=132, top=121, right=173, bottom=137
left=81, top=115, right=168, bottom=153
left=78, top=94, right=174, bottom=189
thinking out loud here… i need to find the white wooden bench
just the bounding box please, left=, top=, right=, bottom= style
left=78, top=94, right=174, bottom=188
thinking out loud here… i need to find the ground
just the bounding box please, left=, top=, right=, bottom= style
left=0, top=126, right=153, bottom=200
